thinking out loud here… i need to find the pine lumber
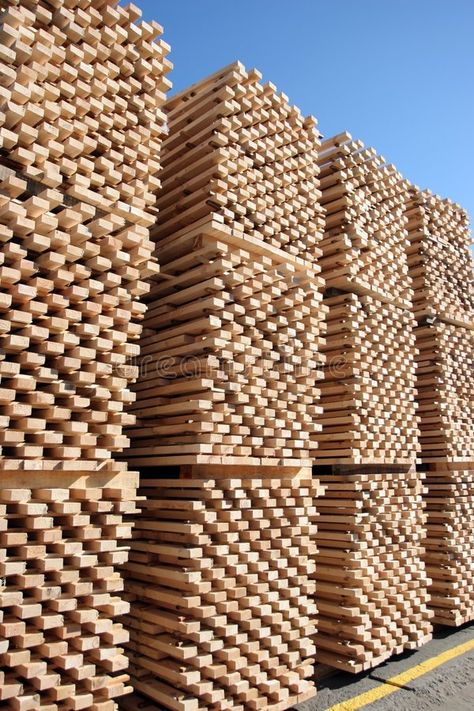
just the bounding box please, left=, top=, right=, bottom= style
left=414, top=322, right=474, bottom=462
left=0, top=1, right=171, bottom=708
left=312, top=291, right=419, bottom=463
left=123, top=64, right=328, bottom=467
left=423, top=463, right=474, bottom=626
left=317, top=133, right=413, bottom=308
left=0, top=469, right=138, bottom=709
left=406, top=188, right=474, bottom=627
left=121, top=475, right=323, bottom=710
left=156, top=62, right=324, bottom=262
left=405, top=189, right=474, bottom=328
left=314, top=135, right=420, bottom=464
left=313, top=468, right=433, bottom=673
left=0, top=0, right=171, bottom=471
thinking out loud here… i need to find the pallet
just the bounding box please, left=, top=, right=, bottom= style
left=312, top=467, right=433, bottom=674
left=120, top=474, right=323, bottom=710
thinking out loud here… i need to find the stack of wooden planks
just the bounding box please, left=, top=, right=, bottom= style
left=406, top=188, right=474, bottom=627
left=423, top=462, right=474, bottom=626
left=0, top=0, right=171, bottom=470
left=318, top=133, right=412, bottom=305
left=405, top=190, right=474, bottom=328
left=311, top=135, right=433, bottom=673
left=314, top=467, right=433, bottom=673
left=314, top=134, right=419, bottom=463
left=154, top=62, right=325, bottom=262
left=316, top=292, right=419, bottom=463
left=123, top=63, right=328, bottom=469
left=414, top=321, right=474, bottom=461
left=121, top=472, right=323, bottom=711
left=0, top=0, right=171, bottom=707
left=0, top=469, right=138, bottom=709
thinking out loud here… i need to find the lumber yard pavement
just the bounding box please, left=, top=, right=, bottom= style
left=297, top=623, right=474, bottom=711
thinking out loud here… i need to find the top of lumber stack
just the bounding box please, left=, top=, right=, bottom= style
left=152, top=61, right=324, bottom=266
left=318, top=133, right=413, bottom=308
left=0, top=0, right=172, bottom=470
left=406, top=188, right=474, bottom=328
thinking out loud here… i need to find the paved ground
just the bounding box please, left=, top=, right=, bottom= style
left=296, top=623, right=474, bottom=710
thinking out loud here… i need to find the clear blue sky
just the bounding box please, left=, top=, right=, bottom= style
left=140, top=0, right=474, bottom=223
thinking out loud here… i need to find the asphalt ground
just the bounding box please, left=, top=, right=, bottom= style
left=296, top=622, right=474, bottom=711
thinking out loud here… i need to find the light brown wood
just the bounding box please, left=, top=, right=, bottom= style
left=405, top=189, right=474, bottom=328
left=423, top=463, right=474, bottom=626
left=121, top=476, right=322, bottom=709
left=313, top=468, right=433, bottom=673
left=0, top=471, right=138, bottom=708
left=123, top=63, right=327, bottom=468
left=0, top=2, right=171, bottom=709
left=0, top=0, right=171, bottom=472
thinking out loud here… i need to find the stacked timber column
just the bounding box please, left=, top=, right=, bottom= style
left=0, top=0, right=171, bottom=707
left=122, top=474, right=323, bottom=711
left=124, top=62, right=327, bottom=468
left=406, top=189, right=474, bottom=626
left=311, top=134, right=433, bottom=673
left=121, top=63, right=327, bottom=710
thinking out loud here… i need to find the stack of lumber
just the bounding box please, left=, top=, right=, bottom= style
left=121, top=473, right=323, bottom=711
left=405, top=188, right=474, bottom=462
left=311, top=136, right=432, bottom=674
left=423, top=462, right=474, bottom=626
left=0, top=0, right=171, bottom=708
left=406, top=188, right=474, bottom=626
left=124, top=248, right=326, bottom=467
left=405, top=190, right=474, bottom=327
left=314, top=468, right=433, bottom=673
left=0, top=469, right=137, bottom=709
left=313, top=135, right=419, bottom=463
left=414, top=321, right=474, bottom=461
left=124, top=63, right=327, bottom=469
left=154, top=61, right=325, bottom=262
left=0, top=0, right=171, bottom=471
left=318, top=133, right=412, bottom=306
left=316, top=292, right=419, bottom=463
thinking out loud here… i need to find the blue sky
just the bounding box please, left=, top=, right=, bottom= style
left=140, top=0, right=474, bottom=223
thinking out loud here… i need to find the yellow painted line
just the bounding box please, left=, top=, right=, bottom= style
left=328, top=637, right=474, bottom=711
